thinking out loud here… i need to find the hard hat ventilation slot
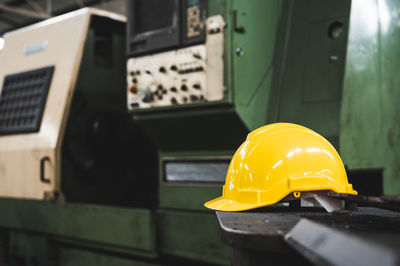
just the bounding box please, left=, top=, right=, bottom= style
left=283, top=190, right=341, bottom=212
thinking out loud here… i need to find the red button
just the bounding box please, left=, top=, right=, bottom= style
left=129, top=86, right=137, bottom=94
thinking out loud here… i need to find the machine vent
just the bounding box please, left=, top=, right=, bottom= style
left=0, top=66, right=54, bottom=135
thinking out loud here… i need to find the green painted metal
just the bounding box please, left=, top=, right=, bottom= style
left=232, top=0, right=281, bottom=130
left=340, top=0, right=400, bottom=194
left=59, top=248, right=162, bottom=266
left=269, top=0, right=351, bottom=148
left=0, top=199, right=156, bottom=258
left=159, top=185, right=221, bottom=211
left=132, top=104, right=248, bottom=151
left=8, top=231, right=57, bottom=266
left=0, top=229, right=7, bottom=265
left=156, top=209, right=230, bottom=265
left=159, top=150, right=235, bottom=211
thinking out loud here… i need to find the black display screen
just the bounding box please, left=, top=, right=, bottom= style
left=134, top=0, right=176, bottom=34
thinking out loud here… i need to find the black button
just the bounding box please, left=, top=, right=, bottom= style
left=132, top=78, right=137, bottom=84
left=170, top=87, right=177, bottom=92
left=158, top=95, right=163, bottom=100
left=159, top=67, right=166, bottom=73
left=157, top=84, right=163, bottom=91
left=183, top=96, right=188, bottom=103
left=209, top=28, right=221, bottom=34
left=170, top=65, right=178, bottom=71
left=162, top=89, right=168, bottom=94
left=129, top=71, right=135, bottom=76
left=136, top=70, right=141, bottom=75
left=143, top=92, right=154, bottom=103
left=193, top=84, right=201, bottom=89
left=181, top=85, right=188, bottom=91
left=190, top=95, right=198, bottom=101
left=171, top=97, right=177, bottom=104
left=145, top=70, right=151, bottom=75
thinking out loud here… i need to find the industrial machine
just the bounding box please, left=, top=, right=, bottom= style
left=125, top=0, right=352, bottom=264
left=0, top=0, right=398, bottom=265
left=0, top=8, right=156, bottom=206
left=0, top=8, right=159, bottom=265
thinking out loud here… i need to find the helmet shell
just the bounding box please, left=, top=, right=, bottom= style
left=204, top=123, right=357, bottom=211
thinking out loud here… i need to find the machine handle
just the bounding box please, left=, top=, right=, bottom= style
left=40, top=156, right=51, bottom=183
left=233, top=10, right=245, bottom=34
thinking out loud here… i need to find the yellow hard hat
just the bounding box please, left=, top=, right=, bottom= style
left=204, top=123, right=357, bottom=211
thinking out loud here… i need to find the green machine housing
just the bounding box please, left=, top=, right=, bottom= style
left=126, top=0, right=353, bottom=264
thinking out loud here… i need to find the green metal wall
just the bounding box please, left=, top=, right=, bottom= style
left=340, top=0, right=400, bottom=194
left=267, top=0, right=351, bottom=148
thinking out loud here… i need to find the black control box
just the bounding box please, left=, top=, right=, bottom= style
left=126, top=0, right=206, bottom=57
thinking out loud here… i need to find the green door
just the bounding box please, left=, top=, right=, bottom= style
left=232, top=0, right=282, bottom=130
left=275, top=0, right=351, bottom=147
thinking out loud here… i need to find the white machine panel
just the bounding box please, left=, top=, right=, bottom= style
left=127, top=15, right=225, bottom=109
left=0, top=8, right=126, bottom=200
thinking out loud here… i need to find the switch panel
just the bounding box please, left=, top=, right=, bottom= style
left=127, top=15, right=224, bottom=110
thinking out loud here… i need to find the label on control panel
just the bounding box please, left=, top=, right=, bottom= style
left=126, top=15, right=225, bottom=110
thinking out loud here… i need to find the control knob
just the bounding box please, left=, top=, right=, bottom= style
left=138, top=88, right=154, bottom=103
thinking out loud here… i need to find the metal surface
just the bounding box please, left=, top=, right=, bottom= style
left=59, top=248, right=162, bottom=266
left=159, top=150, right=234, bottom=211
left=164, top=160, right=228, bottom=182
left=286, top=218, right=400, bottom=266
left=268, top=0, right=350, bottom=148
left=0, top=199, right=156, bottom=257
left=329, top=192, right=400, bottom=212
left=340, top=0, right=400, bottom=195
left=156, top=209, right=230, bottom=265
left=216, top=207, right=400, bottom=266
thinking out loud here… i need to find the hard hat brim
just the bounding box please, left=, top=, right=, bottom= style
left=204, top=196, right=266, bottom=212
left=205, top=187, right=358, bottom=212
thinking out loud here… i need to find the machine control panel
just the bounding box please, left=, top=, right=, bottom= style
left=127, top=15, right=225, bottom=110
